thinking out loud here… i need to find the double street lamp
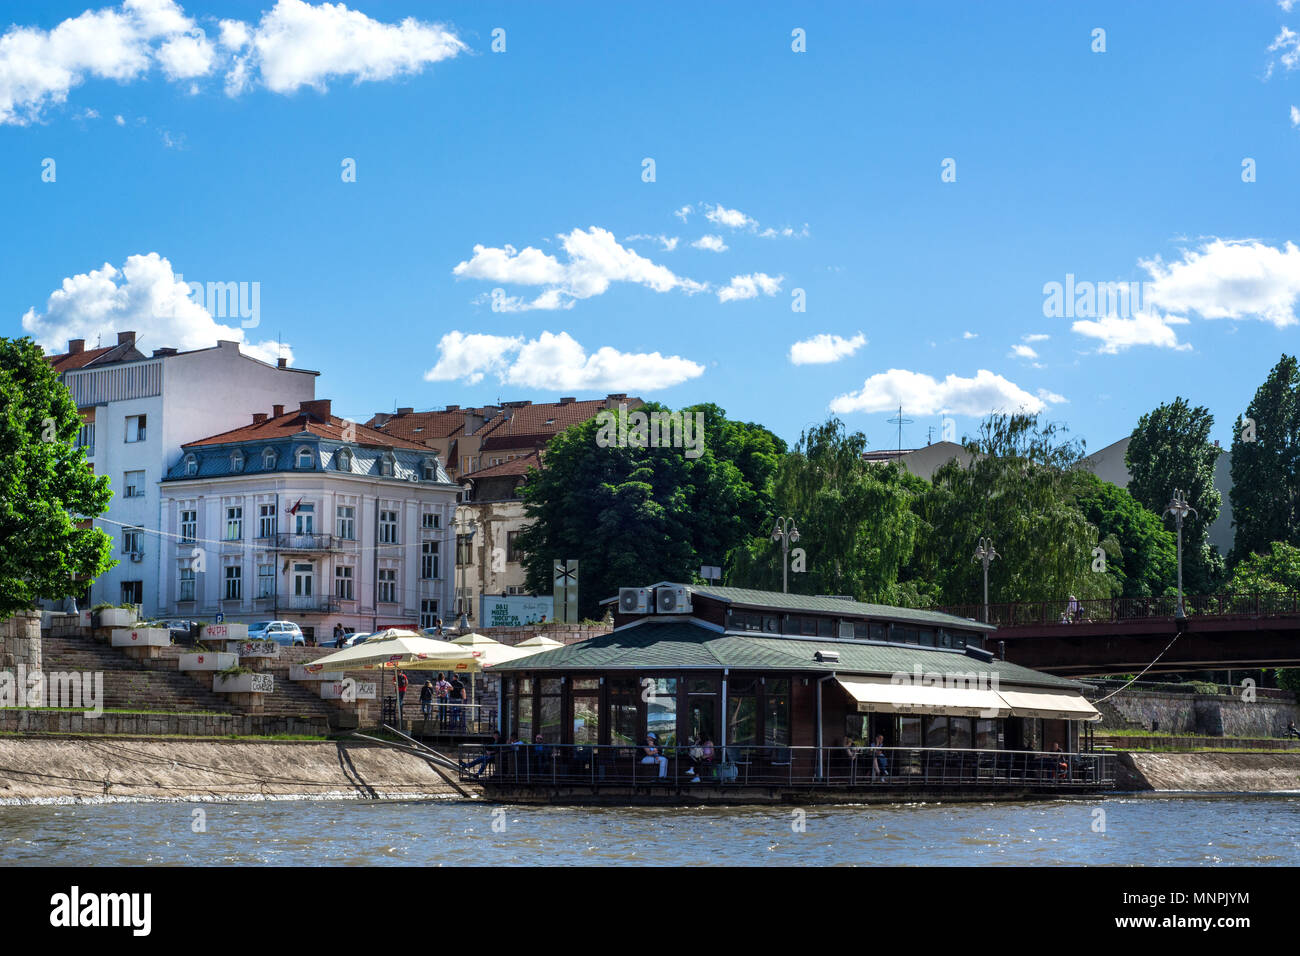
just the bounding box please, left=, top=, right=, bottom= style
left=1163, top=489, right=1197, bottom=620
left=972, top=536, right=999, bottom=624
left=772, top=517, right=800, bottom=594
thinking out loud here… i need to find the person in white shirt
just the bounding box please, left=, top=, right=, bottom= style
left=641, top=733, right=669, bottom=778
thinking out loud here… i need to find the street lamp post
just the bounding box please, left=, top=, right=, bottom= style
left=1164, top=489, right=1197, bottom=620
left=771, top=517, right=800, bottom=594
left=972, top=536, right=999, bottom=624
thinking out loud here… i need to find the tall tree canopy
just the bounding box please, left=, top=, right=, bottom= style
left=727, top=419, right=921, bottom=603
left=1229, top=355, right=1300, bottom=565
left=1124, top=397, right=1224, bottom=592
left=911, top=414, right=1108, bottom=607
left=1068, top=470, right=1176, bottom=598
left=0, top=336, right=114, bottom=618
left=514, top=402, right=784, bottom=619
left=1223, top=541, right=1300, bottom=595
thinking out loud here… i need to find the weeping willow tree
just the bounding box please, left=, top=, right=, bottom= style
left=727, top=419, right=921, bottom=603
left=908, top=413, right=1111, bottom=607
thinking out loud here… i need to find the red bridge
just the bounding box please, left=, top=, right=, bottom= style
left=932, top=593, right=1300, bottom=677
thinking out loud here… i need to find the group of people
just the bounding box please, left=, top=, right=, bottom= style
left=392, top=672, right=468, bottom=729
left=640, top=733, right=716, bottom=782
left=841, top=734, right=891, bottom=778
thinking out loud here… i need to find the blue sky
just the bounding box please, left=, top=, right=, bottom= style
left=3, top=0, right=1300, bottom=454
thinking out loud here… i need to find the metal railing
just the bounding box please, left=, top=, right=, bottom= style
left=391, top=699, right=497, bottom=736
left=456, top=743, right=1115, bottom=789
left=272, top=532, right=345, bottom=551
left=933, top=591, right=1300, bottom=628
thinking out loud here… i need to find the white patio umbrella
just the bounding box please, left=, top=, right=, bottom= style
left=305, top=629, right=477, bottom=729
left=515, top=634, right=565, bottom=649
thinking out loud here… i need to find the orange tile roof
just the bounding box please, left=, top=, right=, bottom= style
left=183, top=404, right=433, bottom=451
left=365, top=407, right=498, bottom=442
left=460, top=450, right=543, bottom=481
left=478, top=397, right=641, bottom=450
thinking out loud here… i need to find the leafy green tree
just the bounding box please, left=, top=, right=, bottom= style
left=1223, top=541, right=1300, bottom=594
left=913, top=414, right=1108, bottom=607
left=1124, top=398, right=1224, bottom=591
left=0, top=336, right=114, bottom=618
left=1229, top=355, right=1300, bottom=565
left=727, top=419, right=921, bottom=603
left=514, top=402, right=784, bottom=619
left=1068, top=471, right=1177, bottom=598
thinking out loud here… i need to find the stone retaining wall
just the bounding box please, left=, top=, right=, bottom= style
left=480, top=623, right=611, bottom=646
left=0, top=612, right=41, bottom=676
left=1095, top=686, right=1299, bottom=738
left=0, top=708, right=330, bottom=737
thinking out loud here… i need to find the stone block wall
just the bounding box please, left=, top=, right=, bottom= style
left=1099, top=687, right=1299, bottom=738
left=0, top=612, right=42, bottom=675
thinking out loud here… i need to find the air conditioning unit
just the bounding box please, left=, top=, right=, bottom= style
left=655, top=585, right=692, bottom=614
left=129, top=552, right=144, bottom=563
left=618, top=587, right=651, bottom=614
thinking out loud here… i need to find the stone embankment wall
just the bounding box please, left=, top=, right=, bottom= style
left=1093, top=687, right=1299, bottom=738
left=0, top=709, right=329, bottom=737
left=0, top=738, right=479, bottom=802
left=1117, top=751, right=1300, bottom=792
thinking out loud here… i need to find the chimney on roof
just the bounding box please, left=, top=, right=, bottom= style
left=117, top=331, right=136, bottom=347
left=272, top=404, right=284, bottom=418
left=277, top=357, right=288, bottom=368
left=252, top=412, right=268, bottom=424
left=397, top=407, right=414, bottom=416
left=301, top=399, right=332, bottom=421
left=371, top=412, right=392, bottom=427
left=445, top=405, right=460, bottom=412
left=559, top=396, right=575, bottom=405
left=68, top=339, right=85, bottom=355
left=605, top=393, right=628, bottom=408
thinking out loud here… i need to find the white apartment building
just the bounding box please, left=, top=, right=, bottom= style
left=51, top=335, right=317, bottom=617
left=157, top=400, right=459, bottom=641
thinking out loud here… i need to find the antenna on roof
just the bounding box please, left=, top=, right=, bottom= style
left=886, top=405, right=913, bottom=467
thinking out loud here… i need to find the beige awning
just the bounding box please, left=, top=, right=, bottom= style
left=836, top=677, right=1008, bottom=718
left=996, top=687, right=1102, bottom=721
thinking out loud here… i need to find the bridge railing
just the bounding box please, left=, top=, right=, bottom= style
left=933, top=591, right=1300, bottom=628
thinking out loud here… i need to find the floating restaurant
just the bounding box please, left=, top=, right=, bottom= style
left=464, top=583, right=1114, bottom=804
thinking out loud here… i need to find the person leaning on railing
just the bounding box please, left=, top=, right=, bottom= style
left=868, top=734, right=889, bottom=778
left=462, top=731, right=502, bottom=777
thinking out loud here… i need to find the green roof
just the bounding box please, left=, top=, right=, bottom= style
left=494, top=621, right=1078, bottom=690
left=681, top=584, right=996, bottom=632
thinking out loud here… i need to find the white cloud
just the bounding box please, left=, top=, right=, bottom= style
left=453, top=227, right=708, bottom=310
left=1071, top=311, right=1190, bottom=354
left=1141, top=238, right=1300, bottom=328
left=717, top=273, right=782, bottom=303
left=1269, top=26, right=1300, bottom=74
left=962, top=331, right=978, bottom=339
left=789, top=332, right=867, bottom=365
left=240, top=0, right=465, bottom=95
left=758, top=224, right=810, bottom=239
left=0, top=0, right=466, bottom=124
left=691, top=234, right=728, bottom=253
left=1292, top=105, right=1300, bottom=127
left=1282, top=1, right=1296, bottom=11
left=1037, top=388, right=1068, bottom=404
left=20, top=252, right=291, bottom=366
left=704, top=203, right=757, bottom=230
left=830, top=368, right=1048, bottom=416
left=1023, top=333, right=1050, bottom=342
left=114, top=113, right=125, bottom=124
left=625, top=234, right=679, bottom=252
left=424, top=330, right=704, bottom=391
left=673, top=205, right=693, bottom=223
left=1009, top=344, right=1038, bottom=360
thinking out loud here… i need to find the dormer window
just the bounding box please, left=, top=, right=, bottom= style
left=231, top=450, right=245, bottom=472
left=422, top=458, right=438, bottom=481
left=262, top=448, right=277, bottom=470
left=336, top=448, right=353, bottom=472
left=379, top=453, right=395, bottom=477
left=296, top=446, right=314, bottom=470
left=184, top=454, right=198, bottom=477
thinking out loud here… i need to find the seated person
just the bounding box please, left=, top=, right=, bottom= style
left=868, top=734, right=889, bottom=777
left=532, top=733, right=552, bottom=773
left=462, top=732, right=502, bottom=777
left=842, top=735, right=862, bottom=777
left=641, top=733, right=669, bottom=779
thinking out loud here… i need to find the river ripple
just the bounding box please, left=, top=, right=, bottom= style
left=0, top=794, right=1295, bottom=866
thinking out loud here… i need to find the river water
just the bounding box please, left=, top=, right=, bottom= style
left=1, top=794, right=1295, bottom=866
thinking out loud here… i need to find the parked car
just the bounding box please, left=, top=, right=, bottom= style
left=341, top=630, right=372, bottom=648
left=248, top=621, right=305, bottom=647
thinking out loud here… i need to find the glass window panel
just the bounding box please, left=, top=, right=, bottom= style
left=687, top=679, right=717, bottom=695
left=572, top=677, right=599, bottom=691
left=573, top=695, right=600, bottom=744
left=540, top=678, right=562, bottom=696
left=899, top=716, right=922, bottom=746
left=687, top=698, right=716, bottom=743
left=646, top=679, right=677, bottom=747
left=539, top=695, right=562, bottom=743
left=949, top=717, right=972, bottom=749
left=518, top=696, right=533, bottom=741
left=765, top=678, right=791, bottom=746
left=975, top=719, right=998, bottom=750
left=727, top=696, right=757, bottom=746
left=925, top=716, right=949, bottom=748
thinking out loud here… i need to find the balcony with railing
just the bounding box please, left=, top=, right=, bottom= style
left=259, top=532, right=347, bottom=552
left=74, top=422, right=95, bottom=457
left=458, top=743, right=1116, bottom=792
left=282, top=595, right=340, bottom=613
